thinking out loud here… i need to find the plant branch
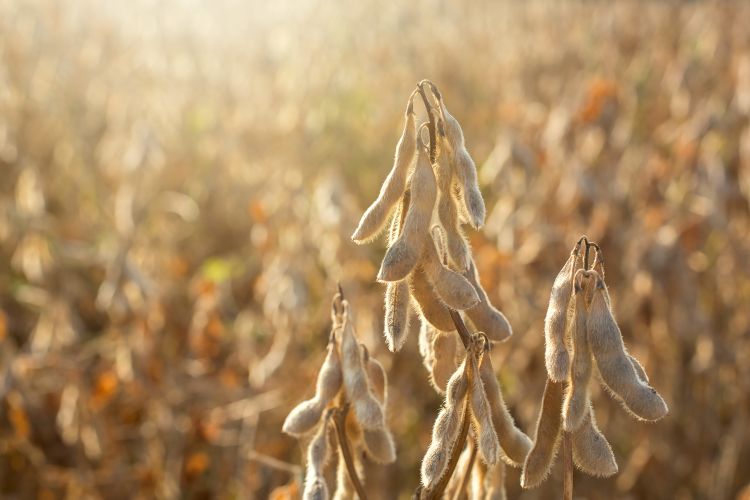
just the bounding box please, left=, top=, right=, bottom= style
left=417, top=83, right=438, bottom=165
left=449, top=309, right=472, bottom=349
left=451, top=441, right=477, bottom=500
left=563, top=431, right=573, bottom=500
left=332, top=404, right=368, bottom=500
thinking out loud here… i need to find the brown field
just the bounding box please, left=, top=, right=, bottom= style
left=1, top=0, right=749, bottom=498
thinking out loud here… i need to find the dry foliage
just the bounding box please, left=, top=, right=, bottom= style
left=0, top=1, right=749, bottom=499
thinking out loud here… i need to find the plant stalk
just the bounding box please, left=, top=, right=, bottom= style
left=332, top=404, right=368, bottom=500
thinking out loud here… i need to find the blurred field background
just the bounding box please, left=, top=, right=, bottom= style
left=1, top=0, right=749, bottom=498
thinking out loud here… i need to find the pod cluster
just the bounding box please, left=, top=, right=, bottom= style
left=282, top=293, right=396, bottom=500
left=351, top=81, right=512, bottom=352
left=522, top=239, right=669, bottom=489
left=420, top=334, right=531, bottom=494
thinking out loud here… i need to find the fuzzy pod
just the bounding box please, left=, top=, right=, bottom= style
left=463, top=258, right=513, bottom=342
left=438, top=190, right=471, bottom=271
left=387, top=195, right=405, bottom=244
left=434, top=92, right=485, bottom=229
left=563, top=280, right=593, bottom=432
left=422, top=233, right=479, bottom=310
left=421, top=360, right=470, bottom=488
left=544, top=251, right=578, bottom=382
left=384, top=280, right=410, bottom=352
left=521, top=379, right=564, bottom=489
left=587, top=278, right=668, bottom=421
left=283, top=341, right=343, bottom=437
left=571, top=402, right=618, bottom=477
left=340, top=304, right=385, bottom=429
left=628, top=353, right=650, bottom=383
left=484, top=461, right=507, bottom=500
left=419, top=319, right=436, bottom=370
left=478, top=352, right=532, bottom=466
left=377, top=146, right=437, bottom=282
left=409, top=266, right=456, bottom=331
left=453, top=148, right=486, bottom=230
left=303, top=478, right=328, bottom=500
left=344, top=403, right=364, bottom=446
left=351, top=97, right=416, bottom=243
left=363, top=427, right=397, bottom=464
left=596, top=275, right=647, bottom=388
left=469, top=355, right=501, bottom=466
left=431, top=331, right=459, bottom=393
left=435, top=151, right=470, bottom=271
left=367, top=357, right=387, bottom=404
left=303, top=421, right=332, bottom=500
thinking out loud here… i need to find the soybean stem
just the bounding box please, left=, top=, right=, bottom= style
left=332, top=404, right=368, bottom=500
left=563, top=432, right=573, bottom=500
left=451, top=442, right=477, bottom=500
left=416, top=83, right=438, bottom=165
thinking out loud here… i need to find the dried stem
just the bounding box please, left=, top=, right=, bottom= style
left=332, top=404, right=368, bottom=500
left=416, top=83, right=438, bottom=165
left=451, top=442, right=477, bottom=500
left=449, top=309, right=472, bottom=349
left=562, top=432, right=573, bottom=500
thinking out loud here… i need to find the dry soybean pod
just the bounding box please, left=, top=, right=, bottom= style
left=383, top=195, right=411, bottom=352
left=521, top=379, right=564, bottom=489
left=431, top=331, right=459, bottom=393
left=419, top=319, right=437, bottom=370
left=438, top=189, right=470, bottom=271
left=590, top=257, right=650, bottom=384
left=422, top=232, right=479, bottom=310
left=628, top=353, right=650, bottom=383
left=303, top=418, right=332, bottom=500
left=478, top=349, right=532, bottom=466
left=363, top=427, right=396, bottom=464
left=562, top=271, right=594, bottom=432
left=367, top=357, right=387, bottom=403
left=468, top=339, right=501, bottom=466
left=362, top=356, right=396, bottom=464
left=435, top=145, right=470, bottom=270
left=463, top=257, right=513, bottom=342
left=587, top=275, right=668, bottom=421
left=283, top=339, right=343, bottom=437
left=421, top=359, right=471, bottom=488
left=409, top=265, right=456, bottom=331
left=352, top=93, right=417, bottom=243
left=429, top=83, right=485, bottom=229
left=452, top=148, right=486, bottom=230
left=544, top=246, right=580, bottom=382
left=377, top=137, right=437, bottom=282
left=571, top=401, right=618, bottom=477
left=340, top=302, right=385, bottom=429
left=384, top=281, right=410, bottom=352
